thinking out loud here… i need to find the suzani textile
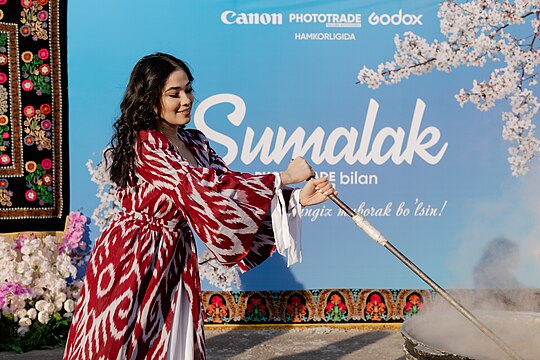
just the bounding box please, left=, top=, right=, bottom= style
left=0, top=0, right=68, bottom=232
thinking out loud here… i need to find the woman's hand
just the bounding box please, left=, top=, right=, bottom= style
left=299, top=177, right=337, bottom=206
left=280, top=157, right=315, bottom=185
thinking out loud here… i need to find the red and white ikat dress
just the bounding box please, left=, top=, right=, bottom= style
left=64, top=129, right=300, bottom=360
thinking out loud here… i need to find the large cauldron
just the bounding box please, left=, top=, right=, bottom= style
left=401, top=310, right=540, bottom=360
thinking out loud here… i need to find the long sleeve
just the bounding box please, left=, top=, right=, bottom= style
left=135, top=130, right=277, bottom=267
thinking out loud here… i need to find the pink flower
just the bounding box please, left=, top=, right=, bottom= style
left=25, top=189, right=37, bottom=201
left=22, top=80, right=34, bottom=92
left=2, top=132, right=8, bottom=139
left=0, top=73, right=6, bottom=84
left=0, top=154, right=10, bottom=165
left=24, top=105, right=36, bottom=117
left=62, top=211, right=88, bottom=250
left=37, top=48, right=49, bottom=60
left=41, top=158, right=52, bottom=170
left=41, top=119, right=51, bottom=130
left=38, top=10, right=48, bottom=21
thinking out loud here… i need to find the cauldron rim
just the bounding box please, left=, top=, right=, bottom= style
left=400, top=310, right=540, bottom=359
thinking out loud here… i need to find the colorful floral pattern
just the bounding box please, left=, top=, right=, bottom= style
left=0, top=0, right=67, bottom=230
left=365, top=292, right=387, bottom=321
left=245, top=294, right=269, bottom=322
left=206, top=295, right=229, bottom=324
left=404, top=292, right=424, bottom=318
left=325, top=292, right=348, bottom=322
left=285, top=294, right=308, bottom=323
left=202, top=289, right=434, bottom=325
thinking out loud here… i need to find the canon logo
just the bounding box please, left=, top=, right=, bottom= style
left=368, top=9, right=423, bottom=26
left=221, top=10, right=283, bottom=25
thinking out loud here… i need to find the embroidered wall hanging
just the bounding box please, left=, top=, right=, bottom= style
left=0, top=0, right=68, bottom=232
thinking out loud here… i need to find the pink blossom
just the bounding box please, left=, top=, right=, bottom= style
left=37, top=49, right=49, bottom=60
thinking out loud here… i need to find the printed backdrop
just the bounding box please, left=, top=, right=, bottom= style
left=67, top=0, right=540, bottom=290
left=0, top=0, right=68, bottom=232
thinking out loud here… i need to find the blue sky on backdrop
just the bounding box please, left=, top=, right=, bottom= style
left=67, top=0, right=540, bottom=290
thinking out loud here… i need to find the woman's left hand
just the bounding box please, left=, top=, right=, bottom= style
left=299, top=177, right=337, bottom=206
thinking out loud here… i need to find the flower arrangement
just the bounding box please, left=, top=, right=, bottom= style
left=0, top=211, right=90, bottom=352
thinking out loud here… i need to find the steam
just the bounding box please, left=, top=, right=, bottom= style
left=403, top=165, right=540, bottom=359
left=448, top=163, right=540, bottom=288
left=403, top=297, right=540, bottom=360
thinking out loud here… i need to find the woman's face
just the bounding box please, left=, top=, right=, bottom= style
left=158, top=69, right=194, bottom=128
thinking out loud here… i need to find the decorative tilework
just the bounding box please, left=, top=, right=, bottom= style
left=202, top=289, right=435, bottom=325
left=202, top=288, right=540, bottom=326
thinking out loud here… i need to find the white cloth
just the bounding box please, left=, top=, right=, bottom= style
left=167, top=279, right=194, bottom=360
left=270, top=172, right=303, bottom=267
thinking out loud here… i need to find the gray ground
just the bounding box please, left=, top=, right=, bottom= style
left=0, top=327, right=406, bottom=359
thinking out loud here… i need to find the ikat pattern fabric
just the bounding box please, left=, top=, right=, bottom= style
left=0, top=0, right=68, bottom=232
left=64, top=129, right=279, bottom=360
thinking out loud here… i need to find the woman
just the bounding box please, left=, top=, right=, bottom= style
left=64, top=53, right=335, bottom=359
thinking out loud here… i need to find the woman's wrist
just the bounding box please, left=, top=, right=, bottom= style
left=298, top=189, right=305, bottom=206
left=280, top=171, right=291, bottom=186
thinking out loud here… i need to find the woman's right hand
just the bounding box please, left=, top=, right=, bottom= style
left=280, top=157, right=315, bottom=185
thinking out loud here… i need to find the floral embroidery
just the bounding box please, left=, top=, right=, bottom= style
left=25, top=189, right=37, bottom=201
left=0, top=92, right=8, bottom=151
left=21, top=0, right=33, bottom=9
left=23, top=109, right=52, bottom=149
left=0, top=153, right=10, bottom=165
left=0, top=189, right=12, bottom=206
left=0, top=86, right=7, bottom=113
left=25, top=161, right=37, bottom=173
left=41, top=158, right=51, bottom=170
left=20, top=25, right=31, bottom=37
left=24, top=105, right=36, bottom=117
left=20, top=52, right=50, bottom=95
left=24, top=160, right=53, bottom=204
left=1, top=0, right=67, bottom=227
left=20, top=1, right=48, bottom=41
left=22, top=79, right=34, bottom=91
left=37, top=48, right=49, bottom=60
left=21, top=51, right=33, bottom=63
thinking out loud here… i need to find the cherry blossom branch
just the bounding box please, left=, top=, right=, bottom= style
left=357, top=0, right=540, bottom=175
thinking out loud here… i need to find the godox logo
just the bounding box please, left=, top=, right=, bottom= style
left=368, top=9, right=423, bottom=26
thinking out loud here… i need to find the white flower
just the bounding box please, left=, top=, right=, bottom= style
left=17, top=326, right=30, bottom=335
left=45, top=302, right=55, bottom=313
left=18, top=317, right=32, bottom=327
left=34, top=287, right=44, bottom=296
left=35, top=300, right=47, bottom=312
left=64, top=299, right=75, bottom=313
left=27, top=308, right=37, bottom=320
left=15, top=308, right=27, bottom=318
left=55, top=292, right=67, bottom=303
left=37, top=311, right=50, bottom=324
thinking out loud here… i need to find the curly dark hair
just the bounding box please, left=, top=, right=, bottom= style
left=105, top=53, right=194, bottom=188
